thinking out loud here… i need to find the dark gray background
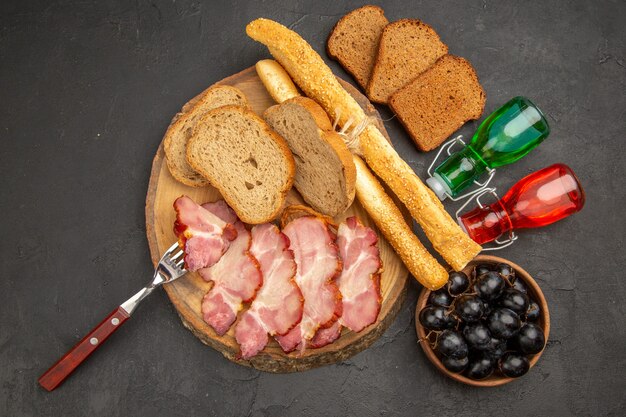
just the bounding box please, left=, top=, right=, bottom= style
left=1, top=0, right=625, bottom=416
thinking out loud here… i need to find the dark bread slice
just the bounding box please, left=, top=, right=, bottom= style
left=367, top=19, right=448, bottom=104
left=327, top=5, right=389, bottom=91
left=389, top=55, right=486, bottom=152
left=186, top=106, right=295, bottom=224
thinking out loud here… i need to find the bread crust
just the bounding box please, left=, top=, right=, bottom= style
left=186, top=105, right=295, bottom=224
left=280, top=204, right=337, bottom=229
left=164, top=85, right=250, bottom=187
left=322, top=129, right=357, bottom=213
left=284, top=96, right=333, bottom=130
left=246, top=18, right=481, bottom=270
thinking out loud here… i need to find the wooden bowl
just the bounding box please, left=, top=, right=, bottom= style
left=415, top=254, right=550, bottom=387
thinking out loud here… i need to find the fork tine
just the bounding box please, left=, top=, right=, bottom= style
left=155, top=242, right=187, bottom=282
left=164, top=242, right=181, bottom=255
left=170, top=249, right=184, bottom=262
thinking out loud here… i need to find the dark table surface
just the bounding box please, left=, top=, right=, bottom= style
left=2, top=0, right=625, bottom=416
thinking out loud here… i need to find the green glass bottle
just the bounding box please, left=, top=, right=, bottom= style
left=426, top=96, right=550, bottom=200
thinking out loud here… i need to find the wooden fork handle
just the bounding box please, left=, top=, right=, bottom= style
left=38, top=306, right=130, bottom=391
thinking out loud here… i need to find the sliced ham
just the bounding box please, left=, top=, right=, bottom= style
left=274, top=216, right=342, bottom=353
left=198, top=201, right=262, bottom=336
left=337, top=217, right=382, bottom=332
left=201, top=200, right=237, bottom=225
left=309, top=321, right=342, bottom=348
left=234, top=223, right=303, bottom=359
left=311, top=216, right=382, bottom=347
left=173, top=195, right=237, bottom=271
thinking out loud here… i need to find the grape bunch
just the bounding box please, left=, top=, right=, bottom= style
left=418, top=262, right=545, bottom=380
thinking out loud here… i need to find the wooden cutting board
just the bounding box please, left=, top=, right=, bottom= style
left=145, top=66, right=409, bottom=372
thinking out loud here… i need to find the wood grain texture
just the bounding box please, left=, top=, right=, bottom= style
left=145, top=66, right=409, bottom=372
left=415, top=254, right=550, bottom=387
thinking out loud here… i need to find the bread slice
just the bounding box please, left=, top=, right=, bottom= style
left=186, top=106, right=295, bottom=224
left=327, top=5, right=389, bottom=91
left=367, top=19, right=448, bottom=104
left=264, top=97, right=356, bottom=217
left=164, top=85, right=249, bottom=187
left=389, top=55, right=486, bottom=152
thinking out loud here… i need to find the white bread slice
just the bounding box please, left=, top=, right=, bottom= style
left=264, top=97, right=356, bottom=217
left=186, top=105, right=295, bottom=224
left=164, top=85, right=249, bottom=187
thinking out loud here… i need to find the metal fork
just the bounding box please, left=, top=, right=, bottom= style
left=38, top=242, right=187, bottom=392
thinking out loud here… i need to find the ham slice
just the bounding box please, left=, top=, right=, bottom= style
left=309, top=321, right=342, bottom=348
left=311, top=217, right=382, bottom=347
left=198, top=201, right=262, bottom=336
left=274, top=216, right=342, bottom=353
left=337, top=217, right=382, bottom=332
left=173, top=196, right=237, bottom=271
left=234, top=223, right=303, bottom=359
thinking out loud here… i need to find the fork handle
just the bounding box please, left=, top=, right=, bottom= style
left=38, top=306, right=130, bottom=391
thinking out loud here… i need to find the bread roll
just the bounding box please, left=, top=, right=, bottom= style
left=255, top=59, right=300, bottom=103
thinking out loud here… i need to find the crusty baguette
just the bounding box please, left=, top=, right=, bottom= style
left=187, top=105, right=295, bottom=224
left=264, top=97, right=356, bottom=217
left=352, top=156, right=447, bottom=289
left=164, top=85, right=249, bottom=187
left=327, top=5, right=389, bottom=90
left=255, top=59, right=300, bottom=103
left=246, top=18, right=481, bottom=271
left=358, top=124, right=481, bottom=271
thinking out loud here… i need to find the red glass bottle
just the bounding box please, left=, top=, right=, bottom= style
left=458, top=163, right=585, bottom=245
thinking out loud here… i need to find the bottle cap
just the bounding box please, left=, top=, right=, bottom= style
left=426, top=175, right=448, bottom=201
left=457, top=216, right=468, bottom=234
